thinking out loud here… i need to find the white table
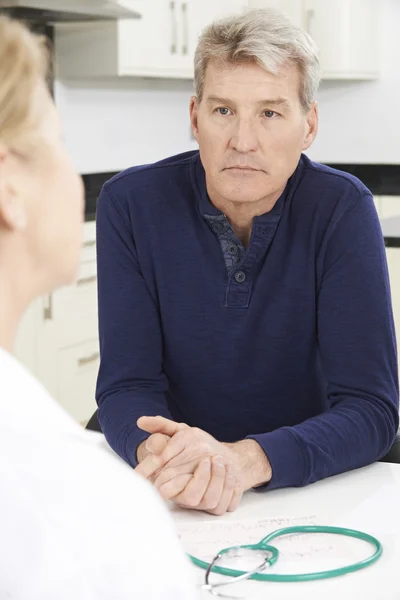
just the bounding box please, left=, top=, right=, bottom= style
left=171, top=462, right=400, bottom=599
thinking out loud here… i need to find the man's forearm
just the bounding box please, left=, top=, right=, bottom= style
left=224, top=439, right=272, bottom=490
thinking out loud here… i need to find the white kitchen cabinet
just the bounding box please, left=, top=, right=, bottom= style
left=236, top=0, right=381, bottom=80
left=56, top=0, right=381, bottom=82
left=13, top=222, right=99, bottom=424
left=304, top=0, right=380, bottom=79
left=53, top=338, right=100, bottom=424
left=37, top=260, right=98, bottom=351
left=56, top=0, right=189, bottom=79
left=118, top=0, right=192, bottom=77
left=56, top=0, right=191, bottom=78
left=56, top=0, right=245, bottom=79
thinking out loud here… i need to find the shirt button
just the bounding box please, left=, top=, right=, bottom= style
left=235, top=270, right=246, bottom=283
left=228, top=244, right=238, bottom=255
left=212, top=222, right=224, bottom=234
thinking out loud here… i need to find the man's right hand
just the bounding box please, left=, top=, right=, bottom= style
left=137, top=419, right=189, bottom=464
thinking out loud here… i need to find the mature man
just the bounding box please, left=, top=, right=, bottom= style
left=95, top=8, right=399, bottom=516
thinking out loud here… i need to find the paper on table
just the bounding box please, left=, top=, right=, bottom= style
left=177, top=514, right=372, bottom=574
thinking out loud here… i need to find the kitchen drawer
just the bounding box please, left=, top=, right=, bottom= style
left=57, top=338, right=99, bottom=423
left=41, top=259, right=98, bottom=346
left=81, top=221, right=96, bottom=263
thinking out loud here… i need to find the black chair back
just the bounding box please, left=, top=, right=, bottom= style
left=86, top=409, right=103, bottom=433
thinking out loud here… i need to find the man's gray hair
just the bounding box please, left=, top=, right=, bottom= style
left=194, top=8, right=320, bottom=112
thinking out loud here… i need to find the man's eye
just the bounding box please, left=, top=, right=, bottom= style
left=216, top=107, right=231, bottom=116
left=264, top=110, right=278, bottom=118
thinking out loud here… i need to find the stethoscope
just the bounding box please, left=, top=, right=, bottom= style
left=188, top=525, right=382, bottom=597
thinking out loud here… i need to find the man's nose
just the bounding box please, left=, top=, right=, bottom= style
left=230, top=118, right=259, bottom=153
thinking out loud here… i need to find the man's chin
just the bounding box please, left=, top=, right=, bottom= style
left=220, top=185, right=269, bottom=204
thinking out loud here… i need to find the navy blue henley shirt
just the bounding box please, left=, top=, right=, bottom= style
left=95, top=151, right=399, bottom=490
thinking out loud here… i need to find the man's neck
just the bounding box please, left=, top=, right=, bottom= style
left=209, top=187, right=285, bottom=248
left=227, top=214, right=254, bottom=247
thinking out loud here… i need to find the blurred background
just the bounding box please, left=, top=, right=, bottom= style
left=2, top=0, right=399, bottom=425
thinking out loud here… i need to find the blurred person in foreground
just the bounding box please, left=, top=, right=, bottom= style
left=0, top=16, right=197, bottom=600
left=95, top=8, right=399, bottom=516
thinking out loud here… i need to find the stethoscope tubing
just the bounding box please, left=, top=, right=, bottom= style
left=189, top=525, right=383, bottom=584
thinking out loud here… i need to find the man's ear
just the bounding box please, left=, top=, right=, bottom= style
left=0, top=151, right=27, bottom=232
left=302, top=101, right=319, bottom=151
left=189, top=96, right=200, bottom=143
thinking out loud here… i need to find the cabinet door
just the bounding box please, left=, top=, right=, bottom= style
left=13, top=222, right=100, bottom=423
left=36, top=255, right=99, bottom=415
left=119, top=0, right=190, bottom=77
left=57, top=339, right=100, bottom=424
left=248, top=0, right=303, bottom=28
left=304, top=0, right=380, bottom=79
left=38, top=259, right=98, bottom=349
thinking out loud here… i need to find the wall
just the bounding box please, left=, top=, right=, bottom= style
left=55, top=0, right=400, bottom=174
left=55, top=78, right=197, bottom=174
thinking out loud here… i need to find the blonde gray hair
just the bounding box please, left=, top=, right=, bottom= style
left=0, top=16, right=49, bottom=149
left=194, top=8, right=320, bottom=112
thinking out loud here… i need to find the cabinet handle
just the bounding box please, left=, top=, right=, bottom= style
left=170, top=1, right=178, bottom=54
left=77, top=274, right=97, bottom=286
left=43, top=294, right=53, bottom=320
left=83, top=240, right=96, bottom=248
left=305, top=8, right=315, bottom=35
left=181, top=2, right=188, bottom=55
left=78, top=351, right=100, bottom=368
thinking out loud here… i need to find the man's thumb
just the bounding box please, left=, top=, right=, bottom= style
left=137, top=415, right=187, bottom=437
left=145, top=433, right=170, bottom=455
